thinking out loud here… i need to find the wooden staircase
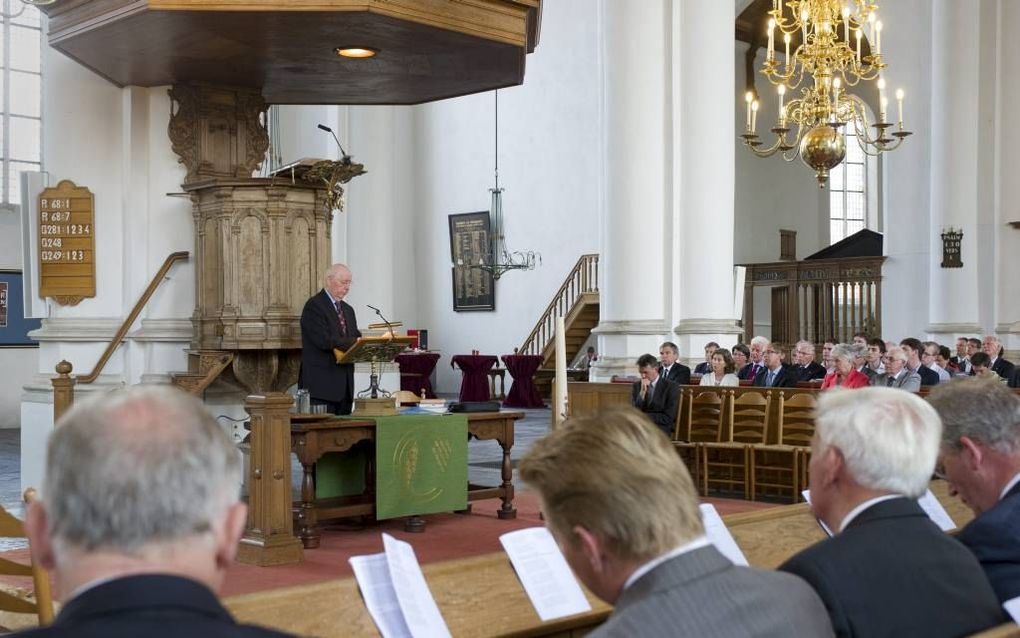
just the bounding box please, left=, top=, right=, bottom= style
left=171, top=350, right=235, bottom=395
left=519, top=254, right=600, bottom=399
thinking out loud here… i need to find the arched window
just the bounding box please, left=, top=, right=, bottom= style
left=1, top=1, right=43, bottom=209
left=828, top=127, right=867, bottom=244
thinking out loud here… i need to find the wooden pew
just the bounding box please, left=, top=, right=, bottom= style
left=226, top=551, right=611, bottom=637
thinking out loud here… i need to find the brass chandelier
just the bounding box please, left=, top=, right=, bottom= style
left=740, top=0, right=911, bottom=186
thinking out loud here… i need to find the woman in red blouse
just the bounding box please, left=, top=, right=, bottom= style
left=820, top=344, right=870, bottom=390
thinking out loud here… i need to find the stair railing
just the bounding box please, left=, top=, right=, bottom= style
left=51, top=251, right=190, bottom=422
left=519, top=254, right=599, bottom=357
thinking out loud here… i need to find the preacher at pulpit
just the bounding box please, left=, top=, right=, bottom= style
left=519, top=407, right=833, bottom=638
left=299, top=263, right=362, bottom=415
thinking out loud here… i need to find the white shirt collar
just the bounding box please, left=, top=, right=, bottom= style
left=623, top=536, right=712, bottom=591
left=1001, top=472, right=1020, bottom=501
left=324, top=288, right=339, bottom=306
left=838, top=494, right=900, bottom=533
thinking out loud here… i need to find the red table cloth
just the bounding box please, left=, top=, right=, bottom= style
left=451, top=354, right=498, bottom=402
left=501, top=354, right=545, bottom=408
left=394, top=352, right=441, bottom=398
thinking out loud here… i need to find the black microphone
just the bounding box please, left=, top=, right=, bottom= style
left=317, top=123, right=348, bottom=157
left=366, top=304, right=381, bottom=312
left=367, top=304, right=395, bottom=337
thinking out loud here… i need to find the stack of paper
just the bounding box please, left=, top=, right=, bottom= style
left=499, top=527, right=592, bottom=621
left=349, top=534, right=451, bottom=638
left=699, top=503, right=750, bottom=566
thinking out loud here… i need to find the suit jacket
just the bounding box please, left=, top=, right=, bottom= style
left=299, top=289, right=362, bottom=405
left=752, top=364, right=797, bottom=388
left=659, top=363, right=691, bottom=386
left=738, top=363, right=762, bottom=381
left=17, top=574, right=295, bottom=637
left=819, top=369, right=870, bottom=390
left=779, top=498, right=1003, bottom=638
left=693, top=361, right=711, bottom=375
left=949, top=355, right=970, bottom=374
left=592, top=545, right=833, bottom=638
left=956, top=480, right=1020, bottom=603
left=992, top=357, right=1016, bottom=383
left=795, top=361, right=826, bottom=382
left=870, top=370, right=922, bottom=392
left=631, top=378, right=681, bottom=435
left=912, top=363, right=940, bottom=386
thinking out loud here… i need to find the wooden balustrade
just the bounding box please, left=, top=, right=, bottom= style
left=49, top=252, right=189, bottom=423
left=519, top=254, right=598, bottom=357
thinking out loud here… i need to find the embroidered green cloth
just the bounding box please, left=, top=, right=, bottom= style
left=374, top=414, right=468, bottom=520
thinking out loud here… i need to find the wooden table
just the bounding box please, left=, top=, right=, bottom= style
left=226, top=551, right=611, bottom=638
left=291, top=411, right=523, bottom=548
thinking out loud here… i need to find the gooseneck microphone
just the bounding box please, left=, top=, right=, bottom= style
left=317, top=123, right=348, bottom=157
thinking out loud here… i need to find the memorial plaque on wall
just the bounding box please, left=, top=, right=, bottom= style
left=37, top=180, right=96, bottom=305
left=449, top=211, right=495, bottom=311
left=940, top=228, right=963, bottom=268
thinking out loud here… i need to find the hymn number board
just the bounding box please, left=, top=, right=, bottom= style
left=37, top=180, right=96, bottom=306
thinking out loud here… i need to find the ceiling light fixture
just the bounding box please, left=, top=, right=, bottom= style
left=334, top=47, right=378, bottom=59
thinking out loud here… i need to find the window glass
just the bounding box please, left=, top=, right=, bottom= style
left=10, top=26, right=40, bottom=72
left=10, top=116, right=40, bottom=162
left=10, top=71, right=40, bottom=116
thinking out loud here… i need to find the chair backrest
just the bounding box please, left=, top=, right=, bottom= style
left=0, top=490, right=54, bottom=626
left=730, top=390, right=771, bottom=444
left=777, top=392, right=818, bottom=447
left=673, top=388, right=690, bottom=440
left=687, top=390, right=727, bottom=442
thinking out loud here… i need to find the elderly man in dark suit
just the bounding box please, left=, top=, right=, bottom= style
left=793, top=340, right=826, bottom=382
left=658, top=341, right=691, bottom=386
left=299, top=263, right=362, bottom=415
left=631, top=353, right=680, bottom=436
left=929, top=378, right=1020, bottom=603
left=779, top=387, right=1002, bottom=637
left=520, top=407, right=833, bottom=638
left=22, top=386, right=295, bottom=638
left=984, top=335, right=1016, bottom=383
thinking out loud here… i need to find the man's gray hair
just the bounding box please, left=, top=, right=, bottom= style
left=797, top=340, right=816, bottom=355
left=43, top=385, right=242, bottom=555
left=750, top=335, right=770, bottom=349
left=885, top=345, right=907, bottom=363
left=928, top=377, right=1020, bottom=454
left=830, top=344, right=853, bottom=364
left=814, top=387, right=941, bottom=498
left=849, top=343, right=868, bottom=359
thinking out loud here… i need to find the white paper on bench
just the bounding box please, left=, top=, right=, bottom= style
left=916, top=489, right=956, bottom=531
left=500, top=527, right=592, bottom=622
left=699, top=504, right=749, bottom=566
left=349, top=552, right=413, bottom=638
left=1003, top=595, right=1020, bottom=624
left=801, top=491, right=836, bottom=537
left=802, top=489, right=955, bottom=533
left=382, top=533, right=451, bottom=638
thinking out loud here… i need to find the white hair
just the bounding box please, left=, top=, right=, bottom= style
left=830, top=344, right=853, bottom=364
left=750, top=335, right=770, bottom=348
left=797, top=340, right=816, bottom=355
left=814, top=387, right=941, bottom=498
left=884, top=345, right=907, bottom=362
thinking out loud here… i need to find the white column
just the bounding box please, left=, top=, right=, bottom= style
left=590, top=0, right=670, bottom=380
left=925, top=0, right=983, bottom=342
left=671, top=0, right=742, bottom=362
left=995, top=0, right=1020, bottom=359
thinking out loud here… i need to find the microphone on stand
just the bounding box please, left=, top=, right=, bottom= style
left=367, top=304, right=395, bottom=338
left=317, top=123, right=348, bottom=158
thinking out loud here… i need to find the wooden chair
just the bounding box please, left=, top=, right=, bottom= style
left=674, top=389, right=726, bottom=494
left=701, top=391, right=771, bottom=498
left=749, top=392, right=817, bottom=502
left=0, top=489, right=54, bottom=627
left=671, top=389, right=697, bottom=478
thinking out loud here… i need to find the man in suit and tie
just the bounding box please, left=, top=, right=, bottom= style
left=779, top=388, right=1002, bottom=637
left=22, top=386, right=296, bottom=638
left=753, top=342, right=797, bottom=388
left=984, top=335, right=1016, bottom=383
left=658, top=342, right=691, bottom=386
left=519, top=407, right=834, bottom=638
left=900, top=337, right=940, bottom=387
left=870, top=345, right=921, bottom=392
left=793, top=340, right=826, bottom=381
left=950, top=336, right=972, bottom=375
left=631, top=354, right=680, bottom=436
left=693, top=341, right=718, bottom=375
left=299, top=263, right=363, bottom=415
left=745, top=335, right=769, bottom=380
left=928, top=378, right=1020, bottom=603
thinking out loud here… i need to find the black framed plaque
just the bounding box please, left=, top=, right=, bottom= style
left=0, top=271, right=42, bottom=347
left=449, top=211, right=495, bottom=311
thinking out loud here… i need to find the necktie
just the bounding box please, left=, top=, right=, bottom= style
left=766, top=370, right=775, bottom=387
left=887, top=375, right=895, bottom=387
left=335, top=300, right=348, bottom=335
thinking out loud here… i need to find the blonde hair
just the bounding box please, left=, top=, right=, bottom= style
left=519, top=407, right=703, bottom=562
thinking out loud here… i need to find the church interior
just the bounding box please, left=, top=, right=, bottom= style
left=0, top=0, right=1018, bottom=635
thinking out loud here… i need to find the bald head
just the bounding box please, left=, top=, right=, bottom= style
left=324, top=263, right=353, bottom=301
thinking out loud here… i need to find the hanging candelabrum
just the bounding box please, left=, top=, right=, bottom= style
left=474, top=90, right=540, bottom=280
left=740, top=0, right=911, bottom=187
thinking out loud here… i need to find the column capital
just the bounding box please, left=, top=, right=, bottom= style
left=673, top=318, right=743, bottom=335
left=591, top=320, right=671, bottom=336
